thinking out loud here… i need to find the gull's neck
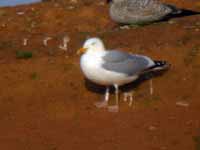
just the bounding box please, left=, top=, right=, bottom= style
left=86, top=46, right=106, bottom=54
left=85, top=48, right=106, bottom=59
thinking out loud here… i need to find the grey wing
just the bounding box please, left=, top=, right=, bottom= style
left=102, top=51, right=155, bottom=76
left=102, top=50, right=131, bottom=62
left=126, top=0, right=174, bottom=16
left=127, top=0, right=153, bottom=10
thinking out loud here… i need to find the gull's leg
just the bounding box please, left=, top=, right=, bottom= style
left=108, top=84, right=119, bottom=112
left=94, top=87, right=109, bottom=108
left=123, top=92, right=134, bottom=107
left=150, top=79, right=153, bottom=95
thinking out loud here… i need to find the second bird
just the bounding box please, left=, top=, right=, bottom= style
left=107, top=0, right=183, bottom=24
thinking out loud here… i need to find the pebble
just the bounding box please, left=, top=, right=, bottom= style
left=70, top=0, right=78, bottom=3
left=98, top=2, right=105, bottom=6
left=120, top=25, right=130, bottom=30
left=184, top=26, right=195, bottom=29
left=176, top=101, right=189, bottom=107
left=67, top=6, right=75, bottom=10
left=22, top=38, right=28, bottom=46
left=196, top=22, right=200, bottom=26
left=160, top=146, right=167, bottom=150
left=168, top=20, right=176, bottom=24
left=168, top=116, right=176, bottom=120
left=186, top=120, right=193, bottom=126
left=148, top=125, right=157, bottom=131
left=1, top=23, right=6, bottom=28
left=59, top=35, right=70, bottom=51
left=16, top=11, right=25, bottom=15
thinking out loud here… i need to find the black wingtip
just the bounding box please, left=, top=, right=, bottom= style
left=160, top=4, right=200, bottom=22
left=166, top=4, right=182, bottom=15
left=106, top=0, right=112, bottom=4
left=164, top=8, right=200, bottom=21
left=179, top=9, right=200, bottom=16
left=165, top=4, right=200, bottom=15
left=141, top=60, right=170, bottom=75
left=152, top=60, right=171, bottom=71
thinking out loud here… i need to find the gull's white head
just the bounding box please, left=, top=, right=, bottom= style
left=77, top=37, right=106, bottom=54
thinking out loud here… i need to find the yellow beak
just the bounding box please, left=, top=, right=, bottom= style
left=77, top=47, right=87, bottom=55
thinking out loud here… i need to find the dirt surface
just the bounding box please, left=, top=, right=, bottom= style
left=0, top=0, right=200, bottom=150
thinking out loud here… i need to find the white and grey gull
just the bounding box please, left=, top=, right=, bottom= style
left=77, top=37, right=169, bottom=112
left=107, top=0, right=200, bottom=24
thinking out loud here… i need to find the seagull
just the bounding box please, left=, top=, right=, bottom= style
left=106, top=0, right=199, bottom=24
left=77, top=37, right=169, bottom=112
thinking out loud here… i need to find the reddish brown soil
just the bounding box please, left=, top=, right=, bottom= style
left=0, top=0, right=200, bottom=150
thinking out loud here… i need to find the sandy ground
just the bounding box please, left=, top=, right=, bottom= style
left=0, top=0, right=200, bottom=150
